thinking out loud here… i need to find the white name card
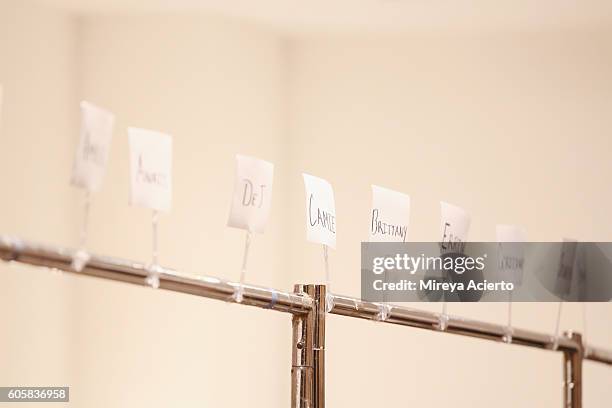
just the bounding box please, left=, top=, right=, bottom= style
left=496, top=224, right=527, bottom=285
left=556, top=238, right=578, bottom=296
left=439, top=201, right=470, bottom=253
left=227, top=154, right=274, bottom=233
left=128, top=127, right=172, bottom=212
left=369, top=185, right=410, bottom=242
left=71, top=101, right=115, bottom=192
left=303, top=173, right=336, bottom=248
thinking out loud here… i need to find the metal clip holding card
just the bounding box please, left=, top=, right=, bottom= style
left=145, top=210, right=162, bottom=289
left=145, top=263, right=163, bottom=289
left=323, top=244, right=335, bottom=313
left=71, top=249, right=91, bottom=273
left=435, top=297, right=450, bottom=331
left=373, top=272, right=391, bottom=322
left=127, top=125, right=172, bottom=288
left=232, top=230, right=252, bottom=303
left=502, top=326, right=514, bottom=344
left=551, top=302, right=563, bottom=350
left=437, top=201, right=470, bottom=332
left=71, top=190, right=91, bottom=272
left=70, top=102, right=115, bottom=272
left=502, top=292, right=514, bottom=344
left=437, top=307, right=450, bottom=331
left=374, top=303, right=392, bottom=322
left=227, top=155, right=275, bottom=303
left=496, top=225, right=527, bottom=344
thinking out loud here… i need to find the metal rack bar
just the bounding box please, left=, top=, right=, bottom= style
left=585, top=345, right=612, bottom=366
left=0, top=237, right=312, bottom=315
left=1, top=236, right=612, bottom=408
left=330, top=295, right=584, bottom=355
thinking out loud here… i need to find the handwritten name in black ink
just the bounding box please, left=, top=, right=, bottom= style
left=308, top=194, right=335, bottom=233
left=241, top=179, right=266, bottom=208
left=136, top=155, right=167, bottom=188
left=82, top=132, right=105, bottom=166
left=370, top=209, right=407, bottom=241
left=440, top=222, right=465, bottom=253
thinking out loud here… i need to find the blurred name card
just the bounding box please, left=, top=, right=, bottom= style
left=555, top=238, right=578, bottom=296
left=439, top=201, right=470, bottom=254
left=227, top=154, right=274, bottom=233
left=71, top=101, right=115, bottom=192
left=496, top=224, right=527, bottom=285
left=369, top=185, right=410, bottom=242
left=128, top=127, right=172, bottom=212
left=303, top=173, right=336, bottom=248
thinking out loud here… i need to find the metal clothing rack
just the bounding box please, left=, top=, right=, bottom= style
left=1, top=237, right=611, bottom=408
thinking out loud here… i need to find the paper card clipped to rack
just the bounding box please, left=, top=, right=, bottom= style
left=369, top=185, right=410, bottom=242
left=128, top=127, right=172, bottom=212
left=227, top=154, right=274, bottom=233
left=575, top=243, right=587, bottom=300
left=71, top=101, right=115, bottom=192
left=439, top=201, right=470, bottom=254
left=303, top=173, right=336, bottom=248
left=555, top=238, right=578, bottom=297
left=496, top=225, right=527, bottom=285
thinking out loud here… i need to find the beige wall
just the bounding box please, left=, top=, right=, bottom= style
left=1, top=2, right=611, bottom=407
left=286, top=31, right=612, bottom=407
left=71, top=13, right=291, bottom=408
left=0, top=0, right=78, bottom=397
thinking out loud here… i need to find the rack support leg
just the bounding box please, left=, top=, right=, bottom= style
left=291, top=284, right=326, bottom=408
left=563, top=331, right=583, bottom=408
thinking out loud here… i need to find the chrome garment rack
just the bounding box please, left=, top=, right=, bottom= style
left=1, top=237, right=611, bottom=408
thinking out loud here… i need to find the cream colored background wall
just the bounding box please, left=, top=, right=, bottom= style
left=285, top=32, right=612, bottom=406
left=0, top=0, right=78, bottom=396
left=71, top=13, right=291, bottom=408
left=1, top=1, right=611, bottom=407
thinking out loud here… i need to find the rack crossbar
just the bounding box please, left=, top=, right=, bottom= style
left=0, top=237, right=311, bottom=315
left=1, top=236, right=611, bottom=368
left=331, top=295, right=585, bottom=354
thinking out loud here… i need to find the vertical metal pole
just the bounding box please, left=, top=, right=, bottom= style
left=563, top=331, right=583, bottom=408
left=311, top=284, right=326, bottom=408
left=291, top=284, right=326, bottom=408
left=292, top=284, right=313, bottom=408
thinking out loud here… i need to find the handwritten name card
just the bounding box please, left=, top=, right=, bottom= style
left=439, top=201, right=470, bottom=254
left=227, top=154, right=274, bottom=233
left=128, top=127, right=172, bottom=212
left=556, top=238, right=578, bottom=296
left=496, top=224, right=527, bottom=285
left=71, top=101, right=115, bottom=192
left=303, top=173, right=336, bottom=248
left=369, top=185, right=410, bottom=242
